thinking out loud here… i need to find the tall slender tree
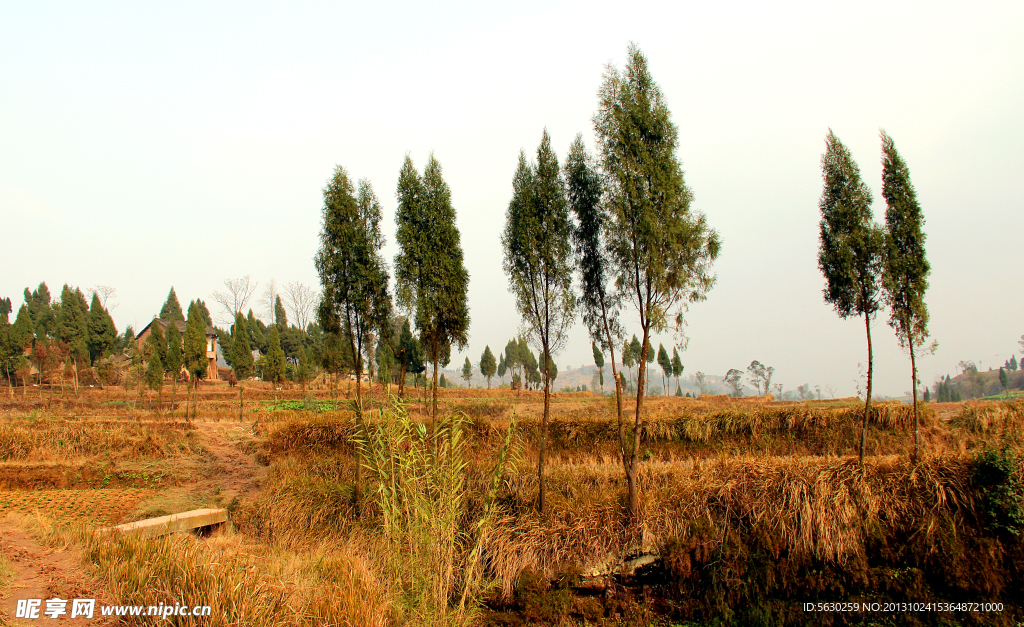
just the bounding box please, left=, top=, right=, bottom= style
left=231, top=312, right=254, bottom=419
left=671, top=348, right=683, bottom=395
left=87, top=293, right=117, bottom=364
left=818, top=130, right=885, bottom=464
left=657, top=344, right=671, bottom=396
left=502, top=130, right=577, bottom=513
left=183, top=303, right=208, bottom=420
left=316, top=167, right=393, bottom=506
left=592, top=342, right=605, bottom=392
left=395, top=154, right=470, bottom=429
left=480, top=345, right=497, bottom=388
left=595, top=44, right=721, bottom=517
left=164, top=322, right=182, bottom=408
left=461, top=356, right=473, bottom=386
left=568, top=132, right=624, bottom=433
left=880, top=130, right=931, bottom=463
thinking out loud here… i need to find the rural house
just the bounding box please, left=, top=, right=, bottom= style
left=136, top=318, right=220, bottom=380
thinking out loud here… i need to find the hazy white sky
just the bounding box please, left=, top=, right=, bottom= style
left=2, top=0, right=1022, bottom=397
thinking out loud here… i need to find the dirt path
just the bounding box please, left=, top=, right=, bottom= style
left=0, top=519, right=116, bottom=626
left=192, top=421, right=266, bottom=502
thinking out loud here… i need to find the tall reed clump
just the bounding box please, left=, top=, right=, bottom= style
left=354, top=399, right=518, bottom=626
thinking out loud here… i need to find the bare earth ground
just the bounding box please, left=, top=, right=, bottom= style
left=0, top=418, right=266, bottom=626
left=0, top=520, right=116, bottom=627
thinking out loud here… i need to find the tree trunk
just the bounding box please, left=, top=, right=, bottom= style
left=538, top=356, right=550, bottom=514
left=431, top=340, right=440, bottom=434
left=909, top=321, right=920, bottom=464
left=629, top=326, right=651, bottom=519
left=860, top=313, right=874, bottom=465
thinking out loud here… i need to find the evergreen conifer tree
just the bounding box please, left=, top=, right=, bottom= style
left=164, top=322, right=182, bottom=406
left=183, top=303, right=208, bottom=420
left=160, top=288, right=185, bottom=321
left=671, top=348, right=683, bottom=393
left=480, top=345, right=497, bottom=388
left=880, top=130, right=931, bottom=463
left=395, top=154, right=470, bottom=429
left=263, top=324, right=286, bottom=385
left=818, top=130, right=884, bottom=465
left=461, top=356, right=473, bottom=386
left=657, top=344, right=671, bottom=396
left=231, top=312, right=254, bottom=418
left=87, top=293, right=117, bottom=364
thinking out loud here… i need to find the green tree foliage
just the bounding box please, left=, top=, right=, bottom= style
left=671, top=348, right=683, bottom=392
left=657, top=344, right=671, bottom=396
left=316, top=167, right=393, bottom=504
left=87, top=293, right=117, bottom=364
left=880, top=130, right=931, bottom=462
left=725, top=368, right=744, bottom=397
left=246, top=309, right=266, bottom=353
left=232, top=312, right=254, bottom=418
left=263, top=324, right=286, bottom=384
left=567, top=133, right=624, bottom=406
left=461, top=357, right=473, bottom=386
left=592, top=342, right=605, bottom=390
left=189, top=299, right=213, bottom=327
left=480, top=345, right=496, bottom=388
left=1, top=305, right=33, bottom=389
left=595, top=45, right=721, bottom=517
left=231, top=312, right=254, bottom=381
left=999, top=367, right=1009, bottom=395
left=143, top=321, right=166, bottom=367
left=164, top=321, right=182, bottom=404
left=818, top=129, right=884, bottom=464
left=274, top=295, right=288, bottom=329
left=57, top=285, right=90, bottom=365
left=395, top=154, right=470, bottom=424
left=160, top=288, right=185, bottom=321
left=183, top=302, right=209, bottom=419
left=399, top=319, right=424, bottom=391
left=1011, top=355, right=1018, bottom=372
left=502, top=130, right=577, bottom=512
left=24, top=283, right=56, bottom=339
left=923, top=386, right=930, bottom=402
left=497, top=352, right=506, bottom=384
left=746, top=360, right=774, bottom=396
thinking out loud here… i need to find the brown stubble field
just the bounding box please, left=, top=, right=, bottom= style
left=1, top=380, right=1023, bottom=626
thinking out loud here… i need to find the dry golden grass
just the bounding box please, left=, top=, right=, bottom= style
left=21, top=515, right=393, bottom=627
left=0, top=417, right=199, bottom=462
left=482, top=452, right=979, bottom=597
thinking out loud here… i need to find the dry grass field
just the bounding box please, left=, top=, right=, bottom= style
left=1, top=380, right=1022, bottom=626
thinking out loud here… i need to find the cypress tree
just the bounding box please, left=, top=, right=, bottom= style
left=818, top=130, right=884, bottom=465
left=880, top=130, right=931, bottom=463
left=263, top=324, right=285, bottom=385
left=657, top=344, right=671, bottom=396
left=461, top=356, right=473, bottom=386
left=274, top=295, right=288, bottom=329
left=144, top=321, right=166, bottom=368
left=497, top=352, right=506, bottom=385
left=183, top=303, right=208, bottom=420
left=480, top=345, right=497, bottom=388
left=58, top=285, right=90, bottom=367
left=232, top=312, right=254, bottom=418
left=395, top=154, right=470, bottom=429
left=594, top=45, right=720, bottom=517
left=591, top=342, right=605, bottom=392
left=165, top=322, right=182, bottom=407
left=87, top=293, right=117, bottom=364
left=160, top=288, right=185, bottom=321
left=671, top=348, right=683, bottom=394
